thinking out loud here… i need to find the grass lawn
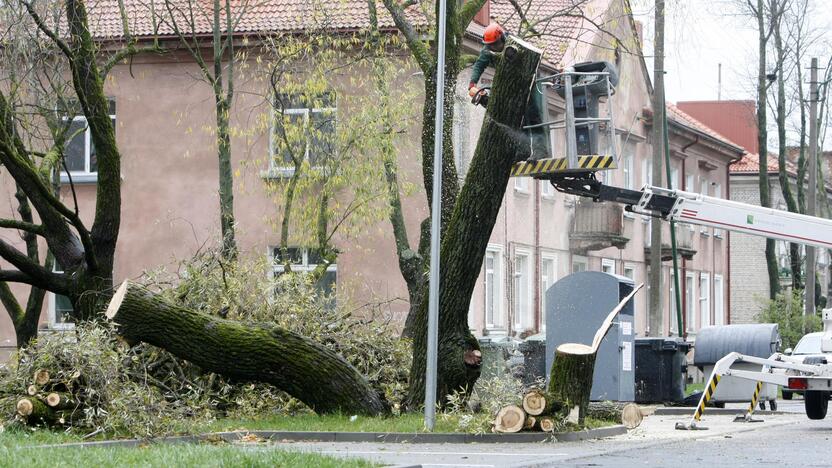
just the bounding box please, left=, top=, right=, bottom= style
left=685, top=382, right=704, bottom=396
left=0, top=429, right=374, bottom=468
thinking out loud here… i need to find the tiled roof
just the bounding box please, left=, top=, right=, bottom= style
left=82, top=0, right=426, bottom=39
left=730, top=152, right=798, bottom=175
left=488, top=0, right=583, bottom=65
left=666, top=103, right=744, bottom=153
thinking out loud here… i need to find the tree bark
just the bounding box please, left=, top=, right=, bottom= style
left=17, top=397, right=56, bottom=424
left=547, top=343, right=596, bottom=425
left=648, top=0, right=666, bottom=336
left=587, top=401, right=643, bottom=428
left=405, top=38, right=542, bottom=409
left=105, top=282, right=387, bottom=416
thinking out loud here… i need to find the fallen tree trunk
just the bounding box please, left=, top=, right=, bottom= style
left=522, top=388, right=561, bottom=416
left=587, top=401, right=643, bottom=429
left=106, top=281, right=387, bottom=416
left=17, top=397, right=56, bottom=424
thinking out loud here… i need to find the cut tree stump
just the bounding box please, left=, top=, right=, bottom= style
left=539, top=416, right=556, bottom=432
left=522, top=388, right=560, bottom=416
left=46, top=392, right=77, bottom=410
left=26, top=385, right=38, bottom=396
left=494, top=405, right=526, bottom=433
left=547, top=284, right=644, bottom=425
left=17, top=397, right=56, bottom=424
left=587, top=401, right=644, bottom=429
left=105, top=281, right=387, bottom=416
left=33, top=369, right=50, bottom=386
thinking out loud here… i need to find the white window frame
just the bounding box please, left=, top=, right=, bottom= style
left=623, top=152, right=634, bottom=190
left=699, top=272, right=711, bottom=328
left=572, top=255, right=588, bottom=273
left=713, top=183, right=724, bottom=238
left=271, top=247, right=338, bottom=297
left=714, top=274, right=724, bottom=326
left=48, top=265, right=75, bottom=331
left=268, top=94, right=337, bottom=177
left=642, top=159, right=653, bottom=187
left=60, top=106, right=116, bottom=183
left=540, top=179, right=555, bottom=199
left=540, top=254, right=557, bottom=331
left=670, top=167, right=680, bottom=190
left=685, top=175, right=696, bottom=232
left=514, top=173, right=529, bottom=193
left=623, top=263, right=636, bottom=281
left=685, top=272, right=696, bottom=332
left=700, top=180, right=711, bottom=235
left=513, top=249, right=532, bottom=331
left=484, top=244, right=505, bottom=331
left=601, top=258, right=617, bottom=275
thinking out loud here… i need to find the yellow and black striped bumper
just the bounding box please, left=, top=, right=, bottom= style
left=510, top=155, right=616, bottom=177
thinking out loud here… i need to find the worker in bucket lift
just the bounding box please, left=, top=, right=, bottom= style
left=468, top=23, right=548, bottom=160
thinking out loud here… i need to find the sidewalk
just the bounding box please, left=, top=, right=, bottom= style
left=255, top=410, right=806, bottom=467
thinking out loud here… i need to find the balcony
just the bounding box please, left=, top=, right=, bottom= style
left=569, top=199, right=629, bottom=254
left=644, top=226, right=697, bottom=261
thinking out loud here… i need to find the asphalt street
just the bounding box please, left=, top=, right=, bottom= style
left=258, top=400, right=831, bottom=467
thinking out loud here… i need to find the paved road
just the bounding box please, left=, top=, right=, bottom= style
left=258, top=406, right=829, bottom=467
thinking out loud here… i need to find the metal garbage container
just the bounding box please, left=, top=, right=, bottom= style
left=634, top=338, right=690, bottom=403
left=693, top=324, right=781, bottom=406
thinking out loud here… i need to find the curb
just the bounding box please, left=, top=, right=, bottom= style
left=32, top=425, right=628, bottom=449
left=653, top=407, right=788, bottom=416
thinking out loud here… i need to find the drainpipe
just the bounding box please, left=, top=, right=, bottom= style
left=726, top=164, right=732, bottom=324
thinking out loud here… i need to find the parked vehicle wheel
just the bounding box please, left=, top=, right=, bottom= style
left=805, top=391, right=829, bottom=420
left=769, top=399, right=777, bottom=411
left=782, top=390, right=793, bottom=400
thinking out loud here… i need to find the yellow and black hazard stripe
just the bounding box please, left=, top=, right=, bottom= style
left=510, top=155, right=616, bottom=177
left=746, top=381, right=763, bottom=415
left=694, top=374, right=722, bottom=421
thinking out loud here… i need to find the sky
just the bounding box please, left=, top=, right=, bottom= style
left=632, top=0, right=832, bottom=104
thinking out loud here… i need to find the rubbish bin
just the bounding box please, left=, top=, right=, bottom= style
left=693, top=324, right=780, bottom=406
left=634, top=338, right=690, bottom=403
left=519, top=334, right=547, bottom=387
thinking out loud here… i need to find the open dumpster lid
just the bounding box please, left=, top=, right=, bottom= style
left=693, top=324, right=780, bottom=366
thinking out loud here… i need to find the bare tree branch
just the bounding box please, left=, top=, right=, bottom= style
left=382, top=0, right=432, bottom=74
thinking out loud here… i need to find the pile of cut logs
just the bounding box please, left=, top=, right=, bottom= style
left=493, top=389, right=643, bottom=433
left=14, top=368, right=84, bottom=427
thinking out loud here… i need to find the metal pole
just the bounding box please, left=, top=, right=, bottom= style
left=424, top=0, right=448, bottom=432
left=805, top=57, right=818, bottom=317
left=564, top=70, right=579, bottom=168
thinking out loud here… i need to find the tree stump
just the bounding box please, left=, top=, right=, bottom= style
left=46, top=392, right=77, bottom=410
left=538, top=416, right=556, bottom=432
left=522, top=388, right=561, bottom=416
left=494, top=405, right=526, bottom=433
left=548, top=343, right=596, bottom=424
left=105, top=281, right=387, bottom=416
left=17, top=397, right=56, bottom=424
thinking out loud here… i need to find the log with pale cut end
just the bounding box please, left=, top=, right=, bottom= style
left=26, top=385, right=38, bottom=396
left=494, top=405, right=526, bottom=433
left=539, top=416, right=556, bottom=432
left=34, top=369, right=50, bottom=386
left=522, top=389, right=561, bottom=416
left=523, top=415, right=537, bottom=430
left=548, top=342, right=596, bottom=425
left=105, top=281, right=387, bottom=416
left=46, top=392, right=77, bottom=410
left=586, top=401, right=643, bottom=429
left=17, top=397, right=56, bottom=424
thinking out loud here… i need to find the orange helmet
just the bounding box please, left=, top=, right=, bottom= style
left=483, top=23, right=505, bottom=45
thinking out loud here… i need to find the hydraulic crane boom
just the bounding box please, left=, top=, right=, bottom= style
left=548, top=175, right=832, bottom=249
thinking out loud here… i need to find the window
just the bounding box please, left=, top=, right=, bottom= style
left=49, top=264, right=74, bottom=330
left=272, top=92, right=336, bottom=172
left=623, top=263, right=635, bottom=281
left=670, top=167, right=680, bottom=190
left=623, top=152, right=634, bottom=189
left=700, top=180, right=710, bottom=235
left=668, top=277, right=677, bottom=335
left=515, top=174, right=529, bottom=192
left=685, top=273, right=696, bottom=332
left=272, top=247, right=337, bottom=297
left=572, top=255, right=588, bottom=273
left=713, top=183, right=724, bottom=237
left=699, top=273, right=711, bottom=328
left=540, top=256, right=557, bottom=330
left=60, top=99, right=116, bottom=182
left=513, top=250, right=531, bottom=331
left=685, top=174, right=696, bottom=231
left=714, top=275, right=724, bottom=326
left=541, top=179, right=555, bottom=198
left=601, top=258, right=616, bottom=275
left=485, top=245, right=504, bottom=329
left=642, top=159, right=653, bottom=187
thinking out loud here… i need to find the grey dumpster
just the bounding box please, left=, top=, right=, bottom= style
left=546, top=271, right=635, bottom=401
left=693, top=324, right=781, bottom=405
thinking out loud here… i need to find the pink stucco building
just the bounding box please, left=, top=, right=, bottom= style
left=0, top=0, right=744, bottom=352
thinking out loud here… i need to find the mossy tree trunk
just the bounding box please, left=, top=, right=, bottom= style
left=405, top=38, right=542, bottom=408
left=106, top=282, right=388, bottom=416
left=547, top=343, right=596, bottom=425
